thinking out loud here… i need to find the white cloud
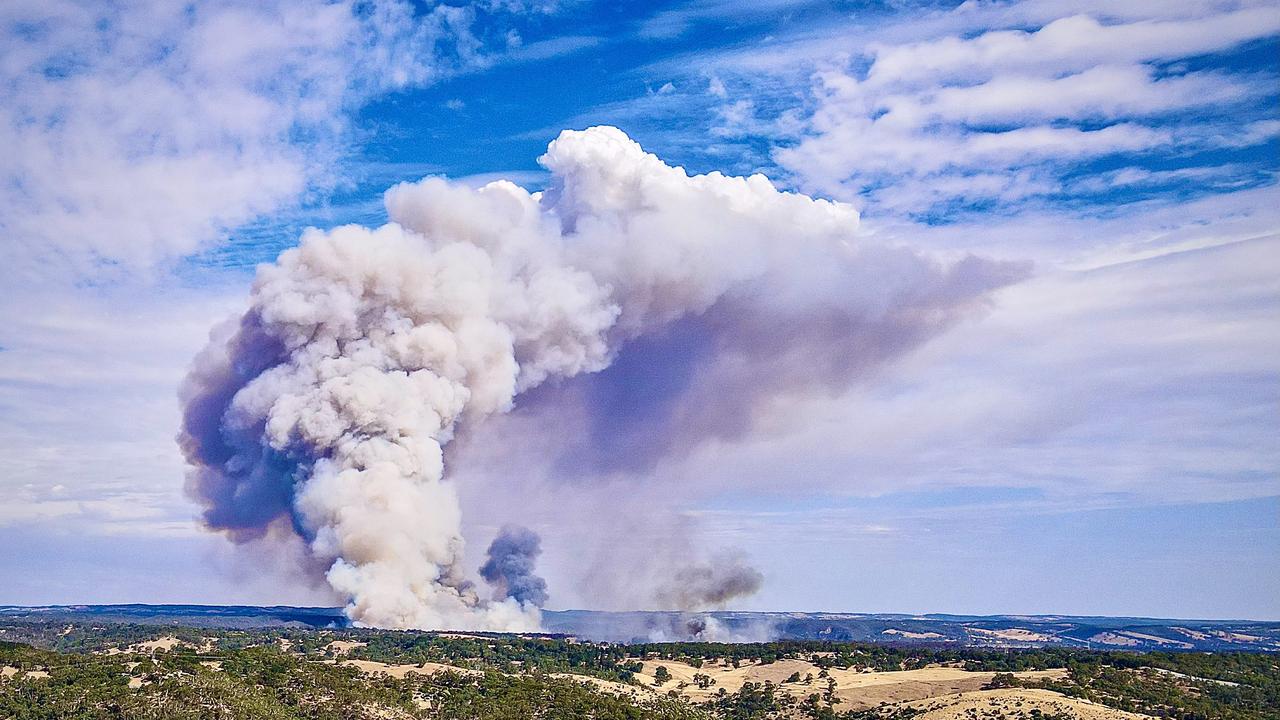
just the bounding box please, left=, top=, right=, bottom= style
left=865, top=8, right=1280, bottom=84
left=880, top=67, right=1260, bottom=126
left=765, top=5, right=1279, bottom=210
left=873, top=183, right=1280, bottom=268
left=0, top=0, right=533, bottom=284
left=643, top=1, right=1274, bottom=76
left=503, top=34, right=603, bottom=63
left=636, top=0, right=815, bottom=40
left=779, top=119, right=1171, bottom=200
left=625, top=2, right=1277, bottom=216
left=1064, top=163, right=1256, bottom=196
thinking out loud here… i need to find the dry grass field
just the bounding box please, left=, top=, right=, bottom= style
left=901, top=688, right=1153, bottom=719
left=633, top=657, right=1070, bottom=710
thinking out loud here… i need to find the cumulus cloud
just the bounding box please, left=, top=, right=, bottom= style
left=179, top=126, right=1020, bottom=629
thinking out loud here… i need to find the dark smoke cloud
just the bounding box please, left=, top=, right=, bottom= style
left=480, top=525, right=549, bottom=607
left=178, top=313, right=298, bottom=541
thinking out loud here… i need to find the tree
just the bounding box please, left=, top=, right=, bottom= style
left=823, top=677, right=840, bottom=705
left=653, top=665, right=671, bottom=686
left=986, top=672, right=1019, bottom=690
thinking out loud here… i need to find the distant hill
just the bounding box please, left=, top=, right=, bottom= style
left=0, top=604, right=345, bottom=629
left=3, top=604, right=1276, bottom=652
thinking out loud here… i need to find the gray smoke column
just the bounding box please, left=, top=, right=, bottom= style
left=480, top=525, right=548, bottom=607
left=179, top=126, right=1026, bottom=631
left=658, top=552, right=764, bottom=610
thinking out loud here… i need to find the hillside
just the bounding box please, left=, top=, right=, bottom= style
left=2, top=616, right=1277, bottom=719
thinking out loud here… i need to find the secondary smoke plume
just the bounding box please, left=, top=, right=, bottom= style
left=480, top=525, right=548, bottom=607
left=179, top=126, right=1024, bottom=630
left=659, top=553, right=764, bottom=610
left=676, top=614, right=768, bottom=643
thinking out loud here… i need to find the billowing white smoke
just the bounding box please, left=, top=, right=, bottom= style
left=180, top=126, right=1022, bottom=630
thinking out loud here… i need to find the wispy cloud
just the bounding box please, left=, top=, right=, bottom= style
left=636, top=0, right=820, bottom=40
left=614, top=2, right=1278, bottom=221
left=504, top=34, right=603, bottom=63
left=0, top=283, right=244, bottom=534
left=769, top=5, right=1279, bottom=214
left=0, top=0, right=560, bottom=285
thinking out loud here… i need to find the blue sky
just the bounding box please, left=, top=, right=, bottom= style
left=1, top=0, right=1277, bottom=620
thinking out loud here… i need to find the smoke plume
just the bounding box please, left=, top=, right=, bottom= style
left=480, top=525, right=549, bottom=607
left=674, top=614, right=774, bottom=643
left=179, top=126, right=1025, bottom=630
left=658, top=553, right=764, bottom=610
